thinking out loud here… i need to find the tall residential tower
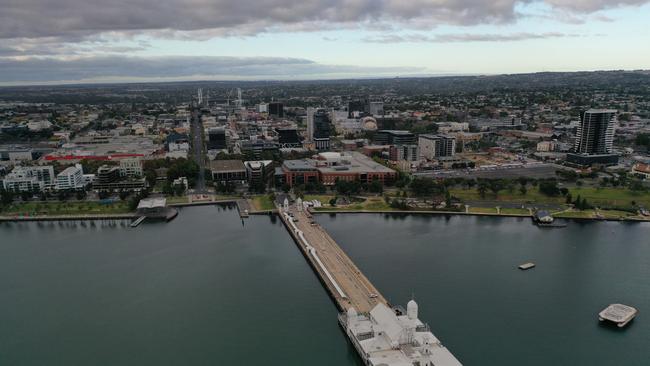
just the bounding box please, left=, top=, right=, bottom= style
left=573, top=109, right=616, bottom=154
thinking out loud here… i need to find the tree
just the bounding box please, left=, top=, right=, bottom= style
left=519, top=185, right=527, bottom=196
left=76, top=190, right=87, bottom=200
left=488, top=180, right=504, bottom=197
left=0, top=189, right=13, bottom=206
left=539, top=180, right=561, bottom=196
left=368, top=180, right=383, bottom=194
left=477, top=182, right=488, bottom=199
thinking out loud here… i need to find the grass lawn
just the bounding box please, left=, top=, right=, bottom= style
left=166, top=196, right=190, bottom=204
left=450, top=188, right=565, bottom=205
left=1, top=201, right=132, bottom=216
left=568, top=188, right=650, bottom=210
left=500, top=208, right=531, bottom=215
left=450, top=187, right=650, bottom=211
left=250, top=195, right=275, bottom=211
left=468, top=207, right=498, bottom=214
left=553, top=209, right=637, bottom=219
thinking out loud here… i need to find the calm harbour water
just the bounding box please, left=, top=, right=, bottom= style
left=1, top=206, right=649, bottom=365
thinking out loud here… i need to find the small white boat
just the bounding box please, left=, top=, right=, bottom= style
left=518, top=262, right=536, bottom=270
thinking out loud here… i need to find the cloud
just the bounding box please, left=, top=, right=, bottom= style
left=0, top=55, right=425, bottom=84
left=363, top=32, right=581, bottom=43
left=1, top=0, right=647, bottom=40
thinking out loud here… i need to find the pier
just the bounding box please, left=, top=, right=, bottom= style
left=279, top=202, right=385, bottom=313
left=278, top=199, right=462, bottom=365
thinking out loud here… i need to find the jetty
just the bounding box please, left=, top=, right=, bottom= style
left=236, top=199, right=250, bottom=218
left=278, top=198, right=462, bottom=365
left=130, top=216, right=147, bottom=227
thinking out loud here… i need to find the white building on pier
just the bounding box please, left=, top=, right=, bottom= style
left=340, top=300, right=462, bottom=366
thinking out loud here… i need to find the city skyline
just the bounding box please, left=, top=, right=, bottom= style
left=1, top=0, right=649, bottom=85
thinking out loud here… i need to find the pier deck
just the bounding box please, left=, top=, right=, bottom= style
left=279, top=205, right=386, bottom=313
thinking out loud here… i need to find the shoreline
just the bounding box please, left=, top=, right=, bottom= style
left=0, top=213, right=137, bottom=222
left=2, top=199, right=648, bottom=223
left=311, top=209, right=650, bottom=223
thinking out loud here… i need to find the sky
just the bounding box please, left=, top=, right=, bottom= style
left=0, top=0, right=649, bottom=85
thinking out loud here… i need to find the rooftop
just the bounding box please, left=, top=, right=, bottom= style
left=209, top=159, right=246, bottom=172
left=283, top=159, right=317, bottom=171
left=137, top=197, right=166, bottom=210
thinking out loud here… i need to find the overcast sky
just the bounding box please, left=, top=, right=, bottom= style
left=1, top=0, right=649, bottom=85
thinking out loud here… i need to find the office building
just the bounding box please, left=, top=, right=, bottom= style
left=207, top=127, right=228, bottom=150
left=277, top=128, right=302, bottom=148
left=268, top=102, right=284, bottom=118
left=374, top=130, right=417, bottom=145
left=418, top=134, right=457, bottom=160
left=368, top=100, right=384, bottom=116
left=306, top=107, right=316, bottom=142
left=244, top=160, right=274, bottom=187
left=348, top=100, right=366, bottom=118
left=313, top=109, right=332, bottom=151
left=389, top=144, right=419, bottom=162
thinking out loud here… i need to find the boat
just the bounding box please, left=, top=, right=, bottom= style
left=518, top=262, right=536, bottom=270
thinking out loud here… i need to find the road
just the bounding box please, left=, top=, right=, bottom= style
left=190, top=107, right=207, bottom=193
left=282, top=205, right=386, bottom=313
left=414, top=163, right=566, bottom=180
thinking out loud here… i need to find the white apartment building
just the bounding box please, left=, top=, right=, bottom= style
left=2, top=165, right=55, bottom=192
left=56, top=164, right=85, bottom=190
left=120, top=158, right=143, bottom=177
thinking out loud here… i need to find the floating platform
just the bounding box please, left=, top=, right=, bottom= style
left=518, top=262, right=536, bottom=270
left=599, top=304, right=638, bottom=327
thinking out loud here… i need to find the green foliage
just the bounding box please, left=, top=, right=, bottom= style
left=409, top=178, right=446, bottom=197
left=635, top=133, right=650, bottom=148
left=538, top=180, right=561, bottom=196
left=334, top=179, right=362, bottom=196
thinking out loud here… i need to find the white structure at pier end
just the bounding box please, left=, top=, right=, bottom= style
left=341, top=301, right=462, bottom=366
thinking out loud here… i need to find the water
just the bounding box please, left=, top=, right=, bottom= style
left=1, top=208, right=649, bottom=365
left=0, top=205, right=360, bottom=366
left=320, top=213, right=650, bottom=366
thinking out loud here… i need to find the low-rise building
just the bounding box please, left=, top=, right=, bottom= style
left=210, top=160, right=247, bottom=184
left=315, top=152, right=396, bottom=186
left=281, top=159, right=319, bottom=187
left=632, top=163, right=650, bottom=179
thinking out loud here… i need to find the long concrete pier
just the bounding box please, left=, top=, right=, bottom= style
left=278, top=202, right=387, bottom=313
left=278, top=200, right=463, bottom=365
